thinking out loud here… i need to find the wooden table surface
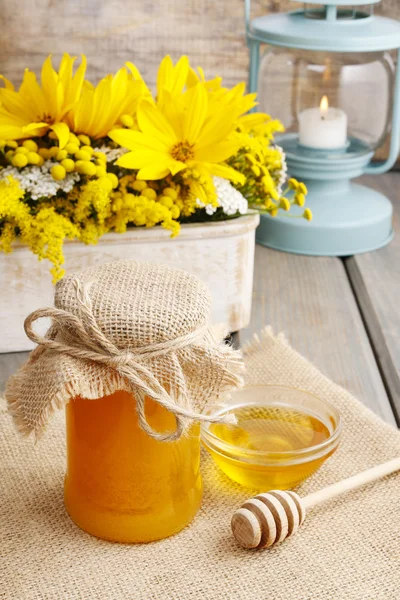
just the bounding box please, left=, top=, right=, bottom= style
left=1, top=173, right=399, bottom=427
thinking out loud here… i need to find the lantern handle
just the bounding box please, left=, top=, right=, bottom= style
left=245, top=0, right=252, bottom=34
left=364, top=48, right=400, bottom=175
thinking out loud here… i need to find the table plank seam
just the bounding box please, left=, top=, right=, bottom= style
left=344, top=256, right=400, bottom=427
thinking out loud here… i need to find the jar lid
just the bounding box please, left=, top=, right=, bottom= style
left=55, top=259, right=211, bottom=347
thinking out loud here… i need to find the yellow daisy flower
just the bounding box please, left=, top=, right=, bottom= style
left=109, top=83, right=245, bottom=202
left=0, top=54, right=86, bottom=148
left=66, top=65, right=149, bottom=139
left=154, top=55, right=260, bottom=148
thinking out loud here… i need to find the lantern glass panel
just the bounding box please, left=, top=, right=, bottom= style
left=258, top=48, right=394, bottom=150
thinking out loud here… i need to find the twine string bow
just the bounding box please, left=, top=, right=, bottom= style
left=24, top=279, right=229, bottom=442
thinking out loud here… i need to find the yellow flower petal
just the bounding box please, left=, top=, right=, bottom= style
left=19, top=71, right=47, bottom=122
left=169, top=159, right=187, bottom=175
left=110, top=128, right=168, bottom=153
left=157, top=55, right=174, bottom=98
left=125, top=61, right=153, bottom=102
left=187, top=67, right=201, bottom=88
left=40, top=56, right=59, bottom=117
left=69, top=81, right=96, bottom=134
left=125, top=61, right=144, bottom=81
left=160, top=90, right=183, bottom=138
left=0, top=124, right=37, bottom=139
left=69, top=55, right=87, bottom=106
left=156, top=55, right=189, bottom=106
left=137, top=101, right=177, bottom=146
left=0, top=75, right=14, bottom=91
left=169, top=55, right=189, bottom=97
left=195, top=139, right=242, bottom=164
left=137, top=165, right=172, bottom=180
left=239, top=113, right=271, bottom=129
left=50, top=122, right=70, bottom=149
left=182, top=84, right=208, bottom=145
left=22, top=122, right=48, bottom=131
left=116, top=150, right=170, bottom=170
left=203, top=162, right=246, bottom=185
left=88, top=76, right=112, bottom=135
left=196, top=107, right=242, bottom=150
left=190, top=178, right=214, bottom=204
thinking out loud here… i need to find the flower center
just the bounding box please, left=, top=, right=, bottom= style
left=171, top=141, right=195, bottom=162
left=39, top=113, right=54, bottom=124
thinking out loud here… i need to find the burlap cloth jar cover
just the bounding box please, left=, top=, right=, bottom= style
left=1, top=266, right=400, bottom=599
left=5, top=259, right=243, bottom=440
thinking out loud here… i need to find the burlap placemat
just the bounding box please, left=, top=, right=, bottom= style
left=1, top=328, right=400, bottom=600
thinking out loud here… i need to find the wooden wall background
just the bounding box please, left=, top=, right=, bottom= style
left=0, top=0, right=399, bottom=160
left=0, top=0, right=399, bottom=89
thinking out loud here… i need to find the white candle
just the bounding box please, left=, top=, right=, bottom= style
left=299, top=96, right=348, bottom=149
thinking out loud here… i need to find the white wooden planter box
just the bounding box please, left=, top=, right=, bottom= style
left=0, top=213, right=260, bottom=352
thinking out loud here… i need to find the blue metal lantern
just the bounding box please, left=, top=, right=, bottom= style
left=246, top=0, right=400, bottom=255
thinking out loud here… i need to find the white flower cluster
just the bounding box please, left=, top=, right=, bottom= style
left=94, top=145, right=127, bottom=163
left=275, top=145, right=288, bottom=195
left=197, top=176, right=248, bottom=216
left=0, top=161, right=80, bottom=200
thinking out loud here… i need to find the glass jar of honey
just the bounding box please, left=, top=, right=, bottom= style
left=64, top=391, right=202, bottom=543
left=7, top=260, right=242, bottom=544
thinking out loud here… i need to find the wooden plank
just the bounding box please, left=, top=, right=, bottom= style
left=0, top=0, right=398, bottom=89
left=345, top=172, right=400, bottom=422
left=241, top=246, right=396, bottom=425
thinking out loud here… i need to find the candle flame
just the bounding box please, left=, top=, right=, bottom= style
left=320, top=95, right=329, bottom=117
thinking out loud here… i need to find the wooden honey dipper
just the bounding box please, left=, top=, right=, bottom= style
left=231, top=456, right=400, bottom=549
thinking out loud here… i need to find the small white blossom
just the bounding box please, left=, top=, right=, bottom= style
left=0, top=161, right=80, bottom=200
left=197, top=176, right=248, bottom=217
left=275, top=145, right=288, bottom=195
left=94, top=145, right=127, bottom=163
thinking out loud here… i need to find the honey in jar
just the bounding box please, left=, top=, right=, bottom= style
left=64, top=391, right=202, bottom=543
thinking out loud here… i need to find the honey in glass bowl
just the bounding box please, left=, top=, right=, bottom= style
left=201, top=385, right=342, bottom=490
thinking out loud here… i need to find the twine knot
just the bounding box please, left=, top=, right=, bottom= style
left=108, top=351, right=137, bottom=369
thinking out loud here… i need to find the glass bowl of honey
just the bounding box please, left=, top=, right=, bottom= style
left=201, top=385, right=342, bottom=490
